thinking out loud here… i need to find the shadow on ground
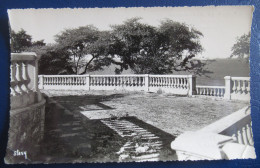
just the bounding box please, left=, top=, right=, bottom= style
left=36, top=94, right=176, bottom=163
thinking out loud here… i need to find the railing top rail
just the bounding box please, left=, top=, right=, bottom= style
left=90, top=74, right=147, bottom=77
left=40, top=75, right=89, bottom=77
left=149, top=74, right=190, bottom=78
left=196, top=85, right=225, bottom=89
left=11, top=52, right=37, bottom=61
left=199, top=106, right=250, bottom=134
left=231, top=77, right=250, bottom=80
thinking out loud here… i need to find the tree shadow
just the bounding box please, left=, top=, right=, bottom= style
left=38, top=93, right=177, bottom=163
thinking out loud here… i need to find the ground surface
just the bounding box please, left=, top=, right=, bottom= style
left=43, top=90, right=249, bottom=136
left=37, top=90, right=248, bottom=163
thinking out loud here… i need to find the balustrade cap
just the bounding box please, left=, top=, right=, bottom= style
left=11, top=52, right=37, bottom=61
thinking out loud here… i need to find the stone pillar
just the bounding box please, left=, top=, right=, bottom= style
left=85, top=74, right=90, bottom=90
left=224, top=76, right=231, bottom=100
left=145, top=74, right=149, bottom=92
left=38, top=75, right=44, bottom=90
left=188, top=75, right=196, bottom=96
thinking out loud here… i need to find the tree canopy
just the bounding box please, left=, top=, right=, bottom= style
left=108, top=18, right=204, bottom=74
left=231, top=32, right=250, bottom=59
left=10, top=18, right=205, bottom=75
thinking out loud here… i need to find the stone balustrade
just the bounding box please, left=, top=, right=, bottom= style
left=10, top=53, right=42, bottom=109
left=39, top=74, right=250, bottom=101
left=196, top=85, right=225, bottom=97
left=90, top=74, right=147, bottom=91
left=7, top=53, right=46, bottom=163
left=39, top=74, right=195, bottom=96
left=224, top=76, right=250, bottom=101
left=171, top=106, right=256, bottom=160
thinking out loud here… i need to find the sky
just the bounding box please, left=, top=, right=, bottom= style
left=8, top=6, right=253, bottom=59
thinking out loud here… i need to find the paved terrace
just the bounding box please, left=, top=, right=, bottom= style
left=39, top=90, right=248, bottom=163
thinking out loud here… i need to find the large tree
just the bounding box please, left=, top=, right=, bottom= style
left=231, top=32, right=250, bottom=59
left=108, top=18, right=204, bottom=74
left=54, top=26, right=111, bottom=74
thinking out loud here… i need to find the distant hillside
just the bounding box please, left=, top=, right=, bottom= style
left=86, top=58, right=250, bottom=86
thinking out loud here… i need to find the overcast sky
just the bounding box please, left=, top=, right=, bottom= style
left=8, top=6, right=253, bottom=59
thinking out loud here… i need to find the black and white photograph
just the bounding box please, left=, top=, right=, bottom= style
left=6, top=6, right=256, bottom=164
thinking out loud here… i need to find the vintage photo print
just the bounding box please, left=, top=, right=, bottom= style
left=6, top=6, right=255, bottom=164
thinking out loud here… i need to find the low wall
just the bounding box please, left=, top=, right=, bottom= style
left=6, top=99, right=46, bottom=163
left=171, top=106, right=255, bottom=160
left=39, top=74, right=195, bottom=96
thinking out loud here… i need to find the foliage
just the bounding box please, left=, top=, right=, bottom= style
left=11, top=18, right=205, bottom=75
left=231, top=32, right=250, bottom=60
left=26, top=45, right=74, bottom=75
left=54, top=26, right=111, bottom=74
left=108, top=18, right=204, bottom=74
left=10, top=29, right=32, bottom=53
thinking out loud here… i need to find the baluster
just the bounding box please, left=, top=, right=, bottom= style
left=117, top=77, right=120, bottom=86
left=114, top=77, right=117, bottom=86
left=237, top=80, right=241, bottom=94
left=69, top=77, right=72, bottom=85
left=242, top=80, right=246, bottom=94
left=113, top=77, right=116, bottom=86
left=196, top=88, right=199, bottom=95
left=21, top=62, right=30, bottom=92
left=10, top=62, right=18, bottom=96
left=128, top=77, right=131, bottom=86
left=15, top=62, right=24, bottom=94
left=175, top=78, right=178, bottom=88
left=80, top=77, right=83, bottom=85
left=97, top=77, right=100, bottom=86
left=119, top=77, right=122, bottom=86
left=215, top=88, right=218, bottom=97
left=247, top=81, right=250, bottom=93
left=237, top=130, right=243, bottom=144
left=232, top=80, right=237, bottom=93
left=93, top=77, right=96, bottom=86
left=173, top=78, right=176, bottom=88
left=90, top=77, right=92, bottom=86
left=210, top=88, right=214, bottom=96
left=151, top=77, right=154, bottom=87
left=246, top=124, right=254, bottom=146
left=107, top=77, right=109, bottom=86
left=242, top=127, right=248, bottom=145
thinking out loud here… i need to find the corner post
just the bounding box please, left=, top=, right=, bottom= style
left=39, top=75, right=44, bottom=90
left=224, top=76, right=231, bottom=100
left=188, top=75, right=196, bottom=96
left=85, top=74, right=90, bottom=91
left=145, top=74, right=149, bottom=92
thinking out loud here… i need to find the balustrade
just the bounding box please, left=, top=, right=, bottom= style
left=149, top=75, right=189, bottom=89
left=11, top=53, right=42, bottom=109
left=38, top=74, right=250, bottom=100
left=224, top=76, right=250, bottom=101
left=171, top=106, right=255, bottom=160
left=89, top=75, right=146, bottom=91
left=196, top=86, right=225, bottom=97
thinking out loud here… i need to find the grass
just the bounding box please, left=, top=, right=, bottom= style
left=43, top=90, right=249, bottom=136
